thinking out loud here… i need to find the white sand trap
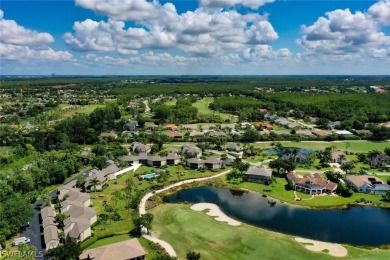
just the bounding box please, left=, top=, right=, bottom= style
left=295, top=237, right=348, bottom=257
left=191, top=203, right=241, bottom=226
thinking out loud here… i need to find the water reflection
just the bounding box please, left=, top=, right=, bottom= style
left=166, top=186, right=390, bottom=246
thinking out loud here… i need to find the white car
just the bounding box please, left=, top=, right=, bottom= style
left=12, top=237, right=31, bottom=246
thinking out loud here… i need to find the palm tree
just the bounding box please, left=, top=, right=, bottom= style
left=90, top=177, right=101, bottom=197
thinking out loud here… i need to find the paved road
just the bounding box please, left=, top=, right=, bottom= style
left=139, top=169, right=232, bottom=257
left=20, top=199, right=44, bottom=258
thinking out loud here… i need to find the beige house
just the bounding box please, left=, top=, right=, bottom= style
left=79, top=238, right=147, bottom=260
left=43, top=225, right=60, bottom=249
left=64, top=217, right=92, bottom=243
left=57, top=187, right=91, bottom=207
left=62, top=205, right=97, bottom=226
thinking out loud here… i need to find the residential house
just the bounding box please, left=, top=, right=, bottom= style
left=287, top=172, right=337, bottom=194
left=227, top=143, right=242, bottom=152
left=370, top=154, right=388, bottom=168
left=79, top=238, right=147, bottom=260
left=166, top=131, right=183, bottom=139
left=204, top=156, right=222, bottom=169
left=281, top=151, right=310, bottom=163
left=296, top=130, right=314, bottom=137
left=118, top=155, right=140, bottom=165
left=331, top=151, right=346, bottom=164
left=166, top=152, right=181, bottom=165
left=138, top=153, right=148, bottom=164
left=131, top=142, right=151, bottom=154
left=328, top=121, right=341, bottom=129
left=189, top=131, right=204, bottom=137
left=57, top=187, right=91, bottom=207
left=63, top=217, right=92, bottom=243
left=244, top=167, right=272, bottom=183
left=182, top=124, right=198, bottom=131
left=163, top=124, right=178, bottom=131
left=209, top=131, right=227, bottom=138
left=272, top=130, right=291, bottom=135
left=99, top=132, right=118, bottom=139
left=345, top=175, right=390, bottom=194
left=221, top=124, right=235, bottom=130
left=288, top=122, right=301, bottom=129
left=313, top=130, right=331, bottom=137
left=41, top=206, right=56, bottom=221
left=42, top=217, right=56, bottom=230
left=83, top=169, right=107, bottom=191
left=334, top=130, right=353, bottom=135
left=123, top=121, right=137, bottom=131
left=186, top=158, right=204, bottom=169
left=144, top=122, right=158, bottom=131
left=61, top=205, right=97, bottom=226
left=274, top=117, right=290, bottom=127
left=355, top=130, right=372, bottom=136
left=201, top=124, right=216, bottom=131
left=182, top=145, right=201, bottom=158
left=255, top=123, right=273, bottom=130
left=43, top=225, right=60, bottom=249
left=147, top=156, right=167, bottom=167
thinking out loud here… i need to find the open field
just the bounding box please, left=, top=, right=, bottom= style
left=192, top=97, right=238, bottom=122
left=61, top=104, right=105, bottom=117
left=150, top=204, right=390, bottom=259
left=253, top=141, right=390, bottom=153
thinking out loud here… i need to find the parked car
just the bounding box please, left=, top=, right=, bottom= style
left=12, top=237, right=30, bottom=246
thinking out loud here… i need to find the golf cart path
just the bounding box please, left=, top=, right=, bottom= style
left=139, top=169, right=232, bottom=257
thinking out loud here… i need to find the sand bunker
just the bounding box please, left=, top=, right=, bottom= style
left=191, top=203, right=241, bottom=226
left=295, top=237, right=348, bottom=257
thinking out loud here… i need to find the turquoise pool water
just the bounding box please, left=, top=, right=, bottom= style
left=142, top=173, right=157, bottom=179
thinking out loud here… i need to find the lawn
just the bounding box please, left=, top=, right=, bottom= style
left=150, top=204, right=390, bottom=259
left=253, top=141, right=390, bottom=154
left=164, top=99, right=177, bottom=106
left=62, top=104, right=105, bottom=118
left=192, top=97, right=238, bottom=122
left=86, top=164, right=230, bottom=247
left=229, top=177, right=389, bottom=208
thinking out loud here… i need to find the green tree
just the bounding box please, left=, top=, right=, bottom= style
left=90, top=177, right=101, bottom=197
left=186, top=251, right=201, bottom=260
left=44, top=241, right=81, bottom=260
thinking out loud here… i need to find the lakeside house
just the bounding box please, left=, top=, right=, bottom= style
left=287, top=172, right=337, bottom=195
left=345, top=175, right=390, bottom=194
left=186, top=158, right=204, bottom=169
left=182, top=145, right=202, bottom=158
left=281, top=151, right=310, bottom=163
left=244, top=167, right=272, bottom=183
left=79, top=238, right=147, bottom=260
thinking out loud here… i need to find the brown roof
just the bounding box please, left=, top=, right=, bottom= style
left=42, top=217, right=56, bottom=229
left=313, top=130, right=331, bottom=136
left=331, top=151, right=346, bottom=160
left=346, top=175, right=383, bottom=188
left=64, top=217, right=91, bottom=239
left=62, top=205, right=97, bottom=220
left=59, top=188, right=90, bottom=204
left=166, top=131, right=183, bottom=138
left=99, top=132, right=118, bottom=139
left=43, top=225, right=59, bottom=244
left=41, top=206, right=56, bottom=220
left=79, top=238, right=147, bottom=260
left=163, top=124, right=178, bottom=130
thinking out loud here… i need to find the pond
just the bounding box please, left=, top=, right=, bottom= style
left=166, top=186, right=390, bottom=246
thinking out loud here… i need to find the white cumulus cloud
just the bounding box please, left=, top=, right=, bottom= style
left=198, top=0, right=274, bottom=10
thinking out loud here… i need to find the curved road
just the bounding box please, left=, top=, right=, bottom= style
left=139, top=169, right=232, bottom=257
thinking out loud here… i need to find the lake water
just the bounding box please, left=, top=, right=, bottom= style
left=166, top=186, right=390, bottom=246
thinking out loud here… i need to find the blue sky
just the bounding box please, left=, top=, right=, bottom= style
left=0, top=0, right=389, bottom=75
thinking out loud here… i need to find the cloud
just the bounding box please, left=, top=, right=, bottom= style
left=0, top=10, right=54, bottom=46
left=0, top=10, right=72, bottom=62
left=297, top=1, right=390, bottom=60
left=65, top=2, right=280, bottom=58
left=75, top=0, right=159, bottom=21
left=368, top=0, right=390, bottom=25
left=198, top=0, right=274, bottom=10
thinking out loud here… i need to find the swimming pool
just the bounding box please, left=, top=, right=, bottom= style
left=142, top=173, right=157, bottom=179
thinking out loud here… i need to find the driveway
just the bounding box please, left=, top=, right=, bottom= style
left=20, top=199, right=44, bottom=258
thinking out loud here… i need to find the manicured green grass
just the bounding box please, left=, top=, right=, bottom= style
left=150, top=204, right=390, bottom=259
left=62, top=104, right=105, bottom=117
left=88, top=164, right=230, bottom=242
left=253, top=141, right=390, bottom=154
left=229, top=177, right=388, bottom=208
left=165, top=99, right=177, bottom=106
left=0, top=154, right=35, bottom=175
left=192, top=97, right=238, bottom=122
